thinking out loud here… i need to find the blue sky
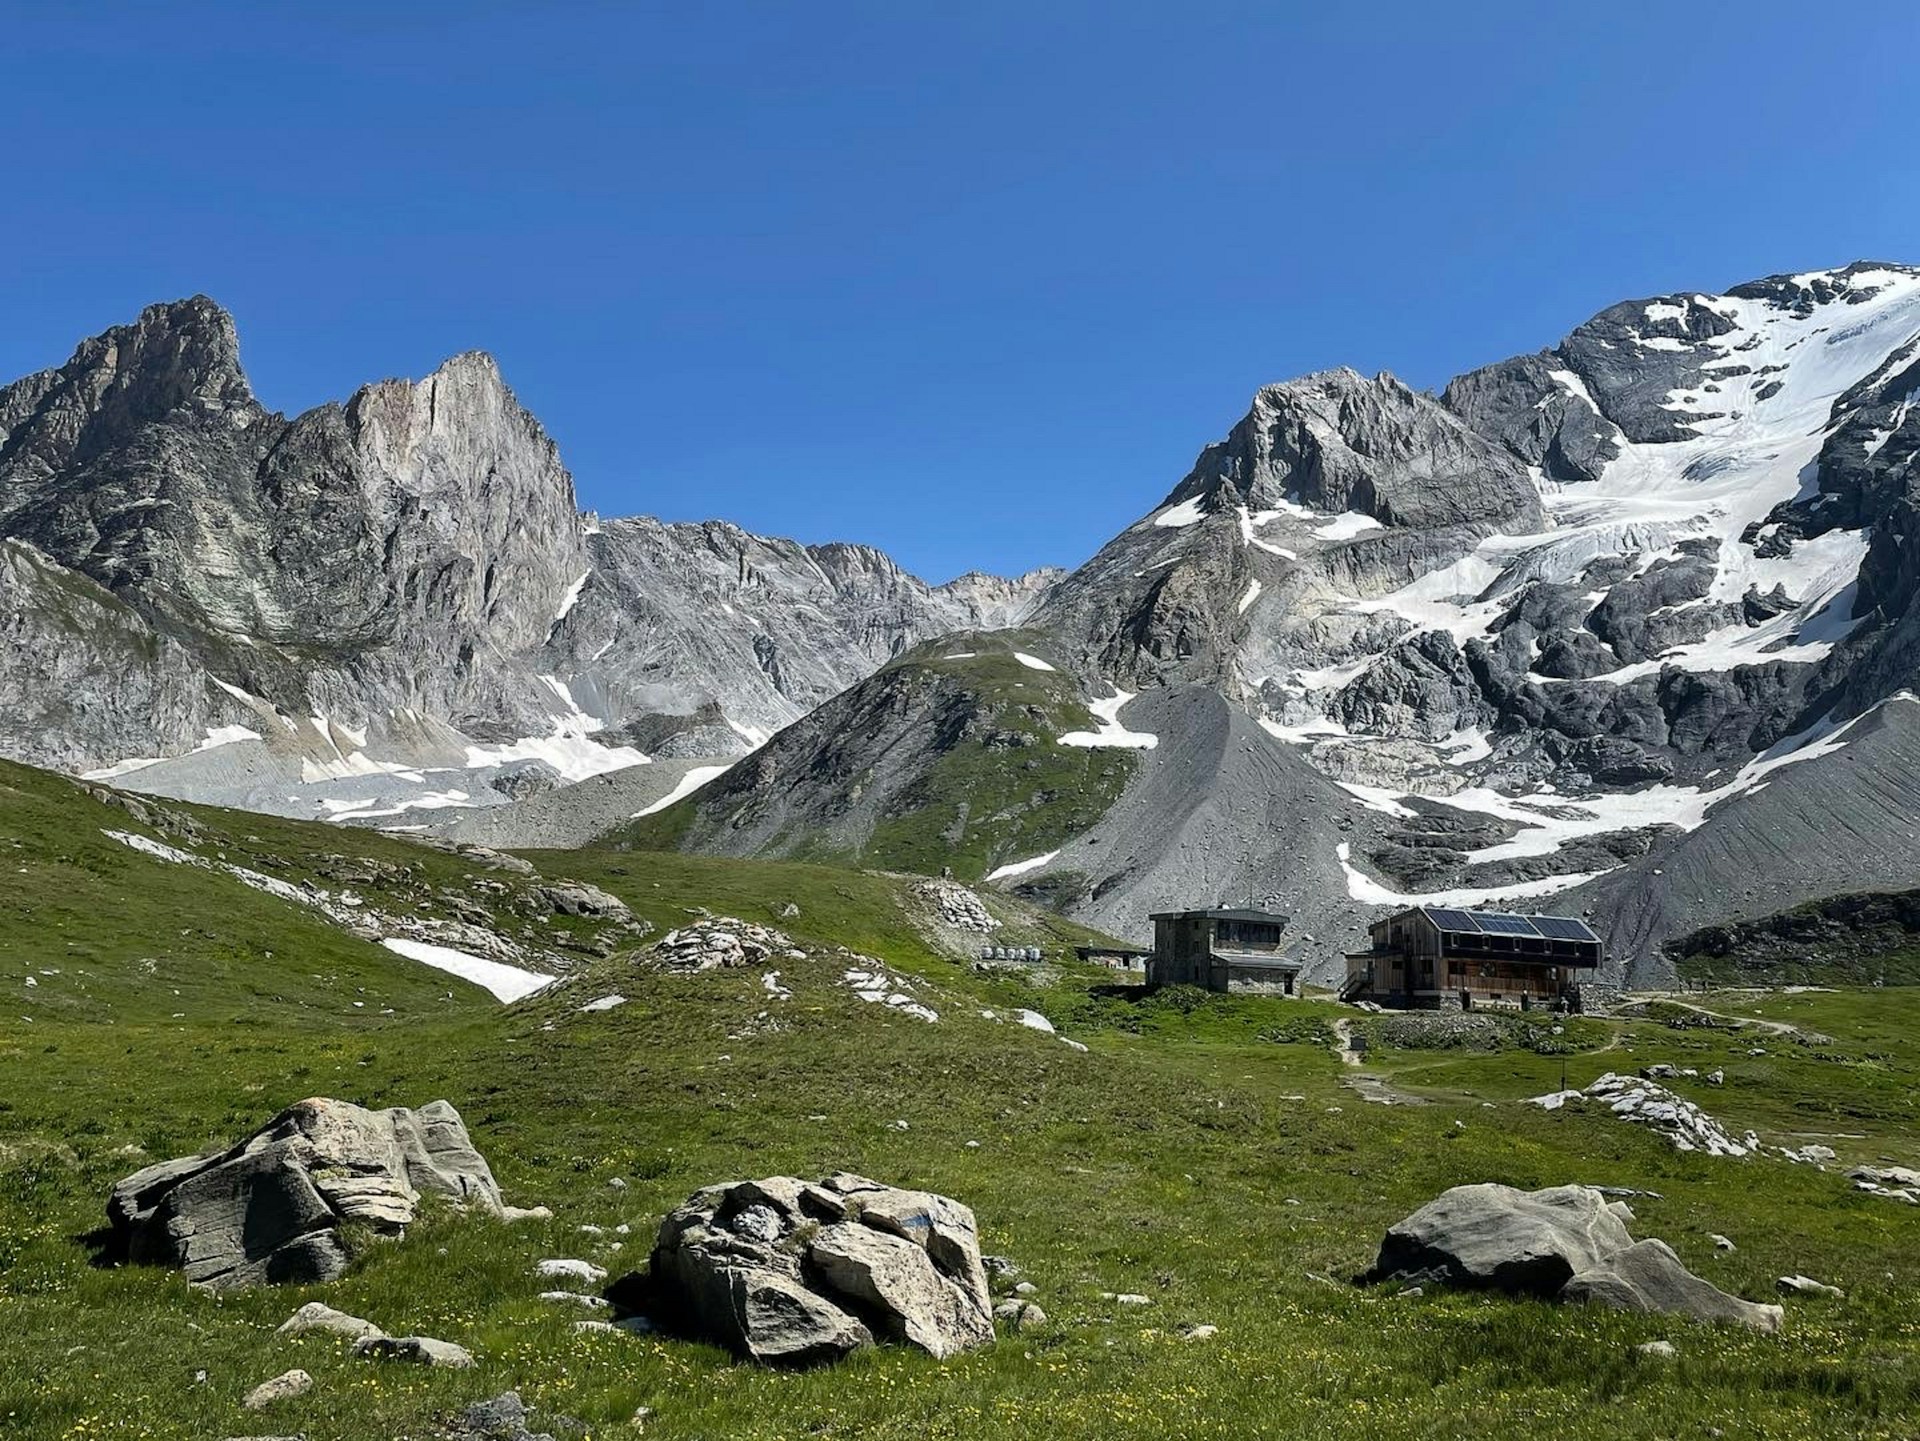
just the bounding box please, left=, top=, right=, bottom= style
left=3, top=4, right=1915, bottom=582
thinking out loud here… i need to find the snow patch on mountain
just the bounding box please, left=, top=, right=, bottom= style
left=380, top=937, right=552, bottom=1003
left=1336, top=841, right=1602, bottom=907
left=1059, top=691, right=1159, bottom=750
left=985, top=850, right=1060, bottom=882
left=633, top=763, right=732, bottom=817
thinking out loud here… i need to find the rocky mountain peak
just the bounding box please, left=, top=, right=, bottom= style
left=0, top=294, right=255, bottom=479
left=1169, top=365, right=1543, bottom=533
left=342, top=345, right=572, bottom=513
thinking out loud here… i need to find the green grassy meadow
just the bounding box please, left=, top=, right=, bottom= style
left=3, top=765, right=1919, bottom=1440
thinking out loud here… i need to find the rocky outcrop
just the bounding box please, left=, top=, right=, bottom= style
left=1529, top=1073, right=1759, bottom=1157
left=1363, top=1182, right=1782, bottom=1330
left=643, top=1173, right=995, bottom=1365
left=107, top=1098, right=509, bottom=1289
left=1162, top=369, right=1544, bottom=532
left=647, top=918, right=803, bottom=972
left=0, top=297, right=1048, bottom=800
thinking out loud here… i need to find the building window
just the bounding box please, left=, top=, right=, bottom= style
left=1218, top=919, right=1281, bottom=947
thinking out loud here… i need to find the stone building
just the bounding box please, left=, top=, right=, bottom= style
left=1343, top=906, right=1602, bottom=1010
left=1147, top=908, right=1301, bottom=995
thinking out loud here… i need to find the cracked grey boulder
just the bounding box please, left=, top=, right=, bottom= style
left=643, top=1173, right=993, bottom=1365
left=106, top=1098, right=506, bottom=1289
left=1365, top=1183, right=1783, bottom=1329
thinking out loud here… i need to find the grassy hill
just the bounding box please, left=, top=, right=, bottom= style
left=612, top=640, right=1138, bottom=882
left=1670, top=889, right=1920, bottom=987
left=4, top=761, right=1920, bottom=1439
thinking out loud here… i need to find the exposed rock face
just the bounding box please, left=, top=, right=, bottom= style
left=107, top=1098, right=505, bottom=1289
left=0, top=297, right=1049, bottom=821
left=1364, top=1182, right=1782, bottom=1331
left=1010, top=263, right=1920, bottom=976
left=644, top=1174, right=995, bottom=1365
left=1162, top=368, right=1544, bottom=530
left=570, top=518, right=1060, bottom=750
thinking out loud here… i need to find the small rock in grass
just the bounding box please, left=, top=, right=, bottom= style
left=351, top=1335, right=474, bottom=1368
left=536, top=1258, right=609, bottom=1284
left=613, top=1316, right=657, bottom=1336
left=574, top=1320, right=619, bottom=1334
left=1777, top=1274, right=1844, bottom=1299
left=1013, top=1281, right=1037, bottom=1297
left=447, top=1390, right=582, bottom=1441
left=1636, top=1340, right=1678, bottom=1359
left=276, top=1301, right=384, bottom=1341
left=1100, top=1292, right=1151, bottom=1306
left=540, top=1290, right=610, bottom=1309
left=500, top=1204, right=553, bottom=1223
left=1181, top=1324, right=1218, bottom=1342
left=1711, top=1234, right=1736, bottom=1252
left=993, top=1299, right=1046, bottom=1330
left=242, top=1369, right=313, bottom=1409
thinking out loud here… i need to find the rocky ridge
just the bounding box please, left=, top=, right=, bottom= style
left=0, top=296, right=1051, bottom=821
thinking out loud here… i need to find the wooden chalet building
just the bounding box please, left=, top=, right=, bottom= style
left=1343, top=906, right=1603, bottom=1011
left=1147, top=908, right=1301, bottom=995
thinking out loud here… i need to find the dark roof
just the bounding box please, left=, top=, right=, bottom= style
left=1148, top=908, right=1290, bottom=925
left=1409, top=907, right=1600, bottom=944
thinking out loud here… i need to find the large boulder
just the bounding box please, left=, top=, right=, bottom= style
left=107, top=1098, right=506, bottom=1289
left=643, top=1173, right=994, bottom=1365
left=1364, top=1183, right=1781, bottom=1330
left=1365, top=1183, right=1634, bottom=1296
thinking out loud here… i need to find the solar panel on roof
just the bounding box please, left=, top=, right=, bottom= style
left=1533, top=916, right=1599, bottom=943
left=1472, top=911, right=1541, bottom=937
left=1424, top=908, right=1483, bottom=933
